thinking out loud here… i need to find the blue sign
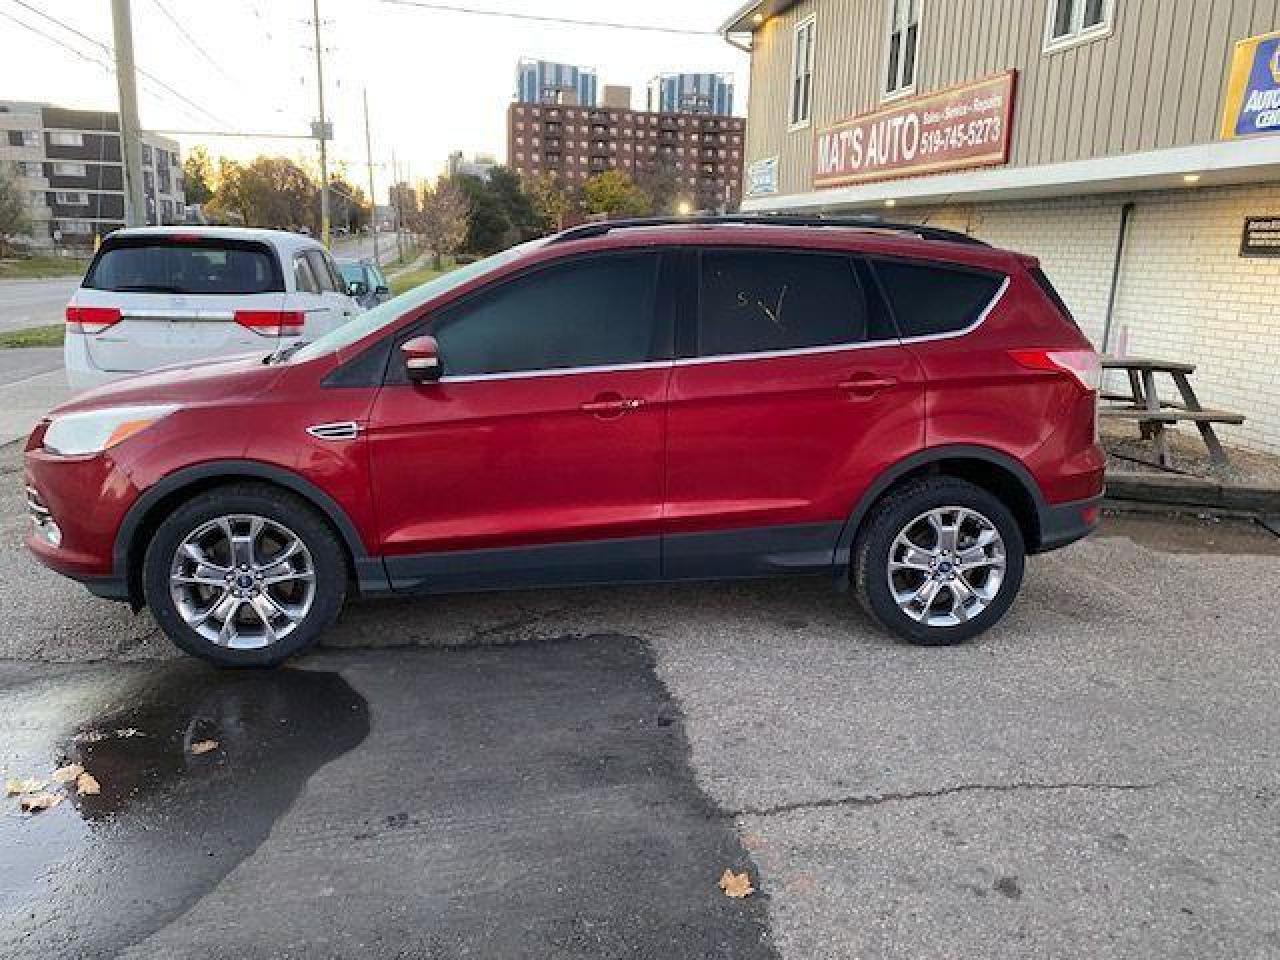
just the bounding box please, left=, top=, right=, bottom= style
left=1223, top=31, right=1280, bottom=139
left=747, top=156, right=778, bottom=197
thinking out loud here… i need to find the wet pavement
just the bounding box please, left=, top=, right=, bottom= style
left=1, top=641, right=775, bottom=960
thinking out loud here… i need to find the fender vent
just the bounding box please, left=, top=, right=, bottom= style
left=306, top=421, right=361, bottom=442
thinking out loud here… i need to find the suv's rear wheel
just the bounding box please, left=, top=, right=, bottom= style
left=854, top=477, right=1025, bottom=646
left=142, top=484, right=347, bottom=666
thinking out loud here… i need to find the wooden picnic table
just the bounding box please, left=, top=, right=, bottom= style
left=1099, top=355, right=1245, bottom=468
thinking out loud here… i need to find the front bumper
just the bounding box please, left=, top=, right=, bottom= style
left=23, top=428, right=140, bottom=602
left=1034, top=494, right=1104, bottom=553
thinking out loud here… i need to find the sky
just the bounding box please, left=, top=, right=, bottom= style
left=0, top=0, right=749, bottom=202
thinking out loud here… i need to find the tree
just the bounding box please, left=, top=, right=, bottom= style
left=0, top=163, right=30, bottom=256
left=486, top=166, right=543, bottom=241
left=418, top=177, right=470, bottom=270
left=326, top=174, right=371, bottom=233
left=207, top=156, right=316, bottom=231
left=456, top=174, right=511, bottom=255
left=182, top=146, right=215, bottom=205
left=582, top=170, right=652, bottom=219
left=635, top=157, right=684, bottom=217
left=526, top=172, right=572, bottom=232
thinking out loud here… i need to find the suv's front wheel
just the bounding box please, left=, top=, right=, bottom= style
left=854, top=477, right=1025, bottom=646
left=142, top=484, right=347, bottom=666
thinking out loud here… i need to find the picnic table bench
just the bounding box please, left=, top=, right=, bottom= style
left=1099, top=355, right=1245, bottom=468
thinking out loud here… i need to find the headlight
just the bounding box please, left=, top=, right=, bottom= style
left=43, top=405, right=179, bottom=456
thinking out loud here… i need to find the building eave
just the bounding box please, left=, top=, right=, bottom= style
left=742, top=138, right=1280, bottom=212
left=718, top=0, right=802, bottom=41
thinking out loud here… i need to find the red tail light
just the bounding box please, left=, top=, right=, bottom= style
left=65, top=305, right=122, bottom=334
left=234, top=310, right=305, bottom=337
left=1009, top=348, right=1102, bottom=392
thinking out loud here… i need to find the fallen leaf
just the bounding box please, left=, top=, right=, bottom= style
left=76, top=772, right=100, bottom=796
left=20, top=792, right=63, bottom=813
left=718, top=868, right=755, bottom=899
left=6, top=777, right=47, bottom=796
left=190, top=740, right=219, bottom=756
left=51, top=763, right=84, bottom=784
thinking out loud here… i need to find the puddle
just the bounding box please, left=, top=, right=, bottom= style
left=1097, top=511, right=1280, bottom=556
left=1, top=662, right=369, bottom=957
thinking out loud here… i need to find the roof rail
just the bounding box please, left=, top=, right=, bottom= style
left=548, top=214, right=988, bottom=247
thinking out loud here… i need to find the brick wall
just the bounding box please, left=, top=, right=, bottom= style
left=915, top=184, right=1280, bottom=456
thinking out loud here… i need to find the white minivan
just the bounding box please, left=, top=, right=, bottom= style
left=65, top=226, right=363, bottom=390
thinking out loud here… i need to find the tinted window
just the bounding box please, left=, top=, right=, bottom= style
left=337, top=262, right=364, bottom=285
left=306, top=250, right=337, bottom=293
left=874, top=260, right=1004, bottom=338
left=1029, top=267, right=1078, bottom=328
left=85, top=240, right=281, bottom=294
left=434, top=253, right=662, bottom=376
left=697, top=250, right=871, bottom=357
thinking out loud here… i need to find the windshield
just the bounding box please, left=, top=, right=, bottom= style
left=290, top=239, right=549, bottom=363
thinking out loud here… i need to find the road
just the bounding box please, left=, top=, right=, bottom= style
left=2, top=438, right=1279, bottom=957
left=0, top=277, right=81, bottom=334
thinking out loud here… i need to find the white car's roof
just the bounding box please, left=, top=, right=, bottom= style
left=106, top=225, right=322, bottom=253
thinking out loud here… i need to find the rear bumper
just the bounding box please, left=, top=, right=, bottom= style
left=1034, top=494, right=1104, bottom=553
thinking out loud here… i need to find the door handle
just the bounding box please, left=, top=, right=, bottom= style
left=838, top=374, right=898, bottom=397
left=580, top=394, right=644, bottom=416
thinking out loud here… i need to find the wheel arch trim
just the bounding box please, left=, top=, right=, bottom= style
left=114, top=460, right=387, bottom=593
left=833, top=444, right=1048, bottom=578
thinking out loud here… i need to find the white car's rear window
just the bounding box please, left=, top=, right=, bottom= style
left=84, top=238, right=283, bottom=295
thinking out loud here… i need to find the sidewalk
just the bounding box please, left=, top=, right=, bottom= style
left=0, top=349, right=72, bottom=447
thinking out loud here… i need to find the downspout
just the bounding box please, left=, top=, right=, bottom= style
left=1100, top=202, right=1135, bottom=355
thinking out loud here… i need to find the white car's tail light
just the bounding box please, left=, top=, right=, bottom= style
left=1009, top=348, right=1102, bottom=392
left=65, top=305, right=122, bottom=334
left=235, top=309, right=306, bottom=337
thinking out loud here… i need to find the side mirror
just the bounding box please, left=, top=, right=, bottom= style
left=347, top=280, right=369, bottom=297
left=374, top=285, right=390, bottom=298
left=402, top=335, right=442, bottom=383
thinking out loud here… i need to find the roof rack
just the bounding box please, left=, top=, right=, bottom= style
left=548, top=214, right=987, bottom=247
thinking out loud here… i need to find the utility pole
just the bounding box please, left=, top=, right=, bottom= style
left=391, top=150, right=405, bottom=263
left=311, top=0, right=331, bottom=248
left=111, top=0, right=145, bottom=227
left=363, top=88, right=379, bottom=269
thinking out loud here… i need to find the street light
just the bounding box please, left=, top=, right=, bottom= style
left=677, top=201, right=693, bottom=216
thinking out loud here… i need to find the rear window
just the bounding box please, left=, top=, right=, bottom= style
left=873, top=259, right=1005, bottom=339
left=84, top=239, right=283, bottom=295
left=1029, top=267, right=1078, bottom=327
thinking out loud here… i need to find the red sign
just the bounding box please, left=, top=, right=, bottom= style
left=813, top=72, right=1017, bottom=189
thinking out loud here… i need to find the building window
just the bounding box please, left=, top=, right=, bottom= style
left=18, top=161, right=43, bottom=177
left=789, top=15, right=816, bottom=128
left=53, top=162, right=87, bottom=177
left=8, top=130, right=40, bottom=147
left=885, top=0, right=920, bottom=98
left=60, top=220, right=93, bottom=235
left=1044, top=0, right=1112, bottom=51
left=48, top=131, right=84, bottom=147
left=55, top=191, right=89, bottom=205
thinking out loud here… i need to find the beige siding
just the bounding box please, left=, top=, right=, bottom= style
left=746, top=0, right=1280, bottom=195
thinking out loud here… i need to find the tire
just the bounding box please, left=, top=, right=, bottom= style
left=853, top=477, right=1025, bottom=646
left=142, top=483, right=348, bottom=667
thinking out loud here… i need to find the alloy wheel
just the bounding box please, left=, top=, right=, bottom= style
left=169, top=514, right=317, bottom=649
left=887, top=505, right=1007, bottom=628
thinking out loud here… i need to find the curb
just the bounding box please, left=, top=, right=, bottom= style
left=1103, top=471, right=1280, bottom=517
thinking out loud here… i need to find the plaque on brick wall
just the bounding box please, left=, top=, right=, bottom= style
left=1241, top=216, right=1280, bottom=257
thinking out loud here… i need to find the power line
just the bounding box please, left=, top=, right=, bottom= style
left=0, top=9, right=115, bottom=75
left=149, top=0, right=235, bottom=84
left=377, top=0, right=718, bottom=36
left=6, top=0, right=232, bottom=127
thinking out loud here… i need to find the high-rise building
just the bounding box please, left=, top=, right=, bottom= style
left=447, top=151, right=498, bottom=181
left=516, top=59, right=598, bottom=107
left=0, top=101, right=185, bottom=248
left=647, top=73, right=735, bottom=115
left=507, top=101, right=745, bottom=212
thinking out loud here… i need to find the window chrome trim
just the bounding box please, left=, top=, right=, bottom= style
left=428, top=276, right=1009, bottom=383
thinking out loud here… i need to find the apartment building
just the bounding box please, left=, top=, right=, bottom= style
left=506, top=101, right=747, bottom=211
left=721, top=1, right=1280, bottom=455
left=516, top=59, right=599, bottom=107
left=0, top=101, right=185, bottom=248
left=647, top=72, right=736, bottom=115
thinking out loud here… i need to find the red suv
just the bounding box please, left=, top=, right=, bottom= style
left=24, top=218, right=1104, bottom=666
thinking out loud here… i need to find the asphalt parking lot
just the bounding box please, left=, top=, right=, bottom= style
left=3, top=438, right=1280, bottom=959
